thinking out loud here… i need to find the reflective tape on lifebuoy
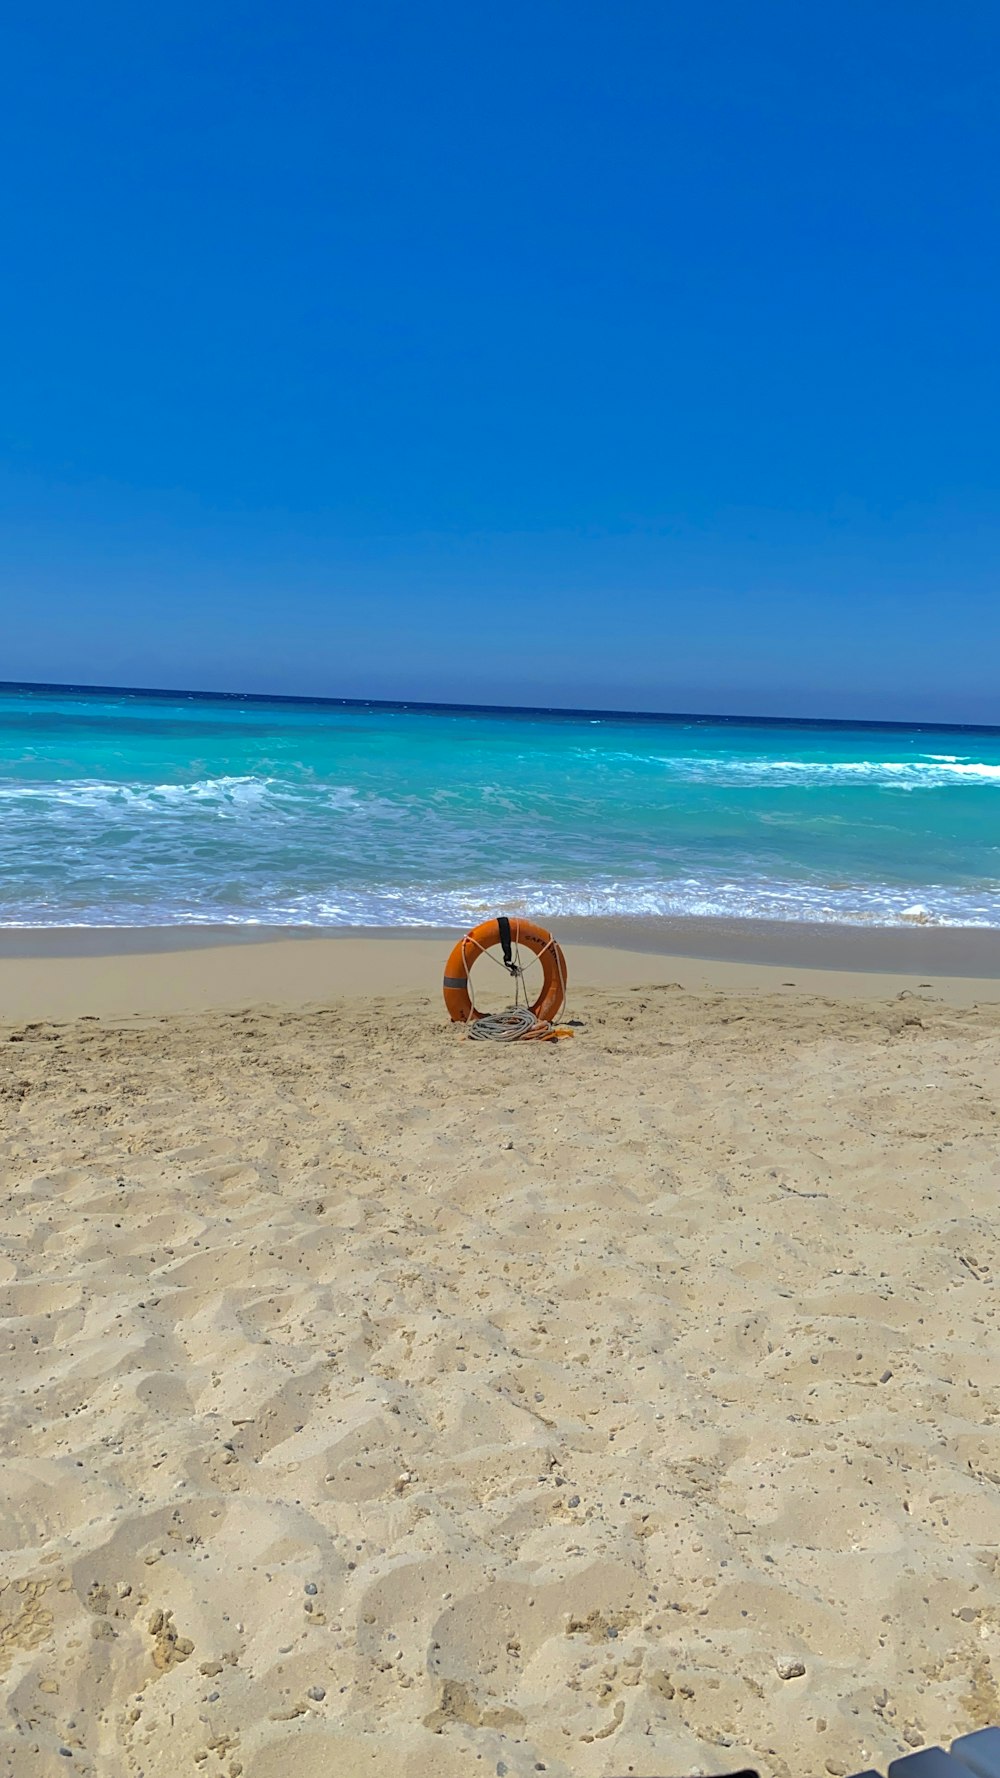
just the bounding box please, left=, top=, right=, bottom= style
left=442, top=918, right=567, bottom=1024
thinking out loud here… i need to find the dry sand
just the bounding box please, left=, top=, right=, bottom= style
left=2, top=935, right=1000, bottom=1778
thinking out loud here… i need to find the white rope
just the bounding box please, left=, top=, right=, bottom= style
left=465, top=1007, right=542, bottom=1042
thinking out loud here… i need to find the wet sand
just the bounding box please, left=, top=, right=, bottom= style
left=0, top=918, right=998, bottom=1020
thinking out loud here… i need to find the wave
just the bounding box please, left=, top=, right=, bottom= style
left=1, top=761, right=998, bottom=929
left=0, top=776, right=378, bottom=816
left=281, top=877, right=1000, bottom=928
left=4, top=751, right=1000, bottom=824
left=568, top=752, right=1000, bottom=788
left=0, top=774, right=272, bottom=807
left=2, top=874, right=998, bottom=930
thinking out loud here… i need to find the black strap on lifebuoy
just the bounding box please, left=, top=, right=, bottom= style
left=497, top=914, right=518, bottom=976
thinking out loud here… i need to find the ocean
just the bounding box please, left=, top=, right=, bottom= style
left=1, top=681, right=999, bottom=929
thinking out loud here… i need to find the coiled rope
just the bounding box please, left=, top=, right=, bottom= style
left=465, top=1007, right=543, bottom=1042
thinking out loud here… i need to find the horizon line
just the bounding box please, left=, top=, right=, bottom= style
left=3, top=678, right=999, bottom=736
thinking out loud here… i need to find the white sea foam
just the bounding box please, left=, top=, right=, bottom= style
left=0, top=776, right=376, bottom=816
left=261, top=877, right=1000, bottom=928
left=569, top=751, right=1000, bottom=787
left=3, top=751, right=1000, bottom=820
left=0, top=774, right=275, bottom=809
left=11, top=876, right=987, bottom=931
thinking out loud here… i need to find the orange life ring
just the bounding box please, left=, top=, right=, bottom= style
left=443, top=918, right=567, bottom=1024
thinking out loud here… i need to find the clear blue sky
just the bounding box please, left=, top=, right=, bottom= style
left=2, top=2, right=998, bottom=721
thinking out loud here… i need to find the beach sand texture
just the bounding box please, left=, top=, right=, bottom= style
left=2, top=976, right=1000, bottom=1777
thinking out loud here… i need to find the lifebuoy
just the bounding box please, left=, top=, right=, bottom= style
left=443, top=917, right=567, bottom=1024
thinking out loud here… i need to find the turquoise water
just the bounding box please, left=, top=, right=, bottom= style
left=2, top=682, right=999, bottom=928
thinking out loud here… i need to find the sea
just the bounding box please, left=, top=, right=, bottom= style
left=1, top=681, right=999, bottom=930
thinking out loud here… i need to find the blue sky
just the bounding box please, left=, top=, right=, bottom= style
left=2, top=2, right=998, bottom=720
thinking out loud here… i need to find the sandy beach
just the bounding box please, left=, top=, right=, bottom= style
left=2, top=928, right=1000, bottom=1778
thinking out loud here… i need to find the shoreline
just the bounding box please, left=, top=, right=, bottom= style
left=1, top=912, right=999, bottom=972
left=0, top=915, right=998, bottom=1019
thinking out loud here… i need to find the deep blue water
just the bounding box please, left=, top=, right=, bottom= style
left=1, top=682, right=999, bottom=927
